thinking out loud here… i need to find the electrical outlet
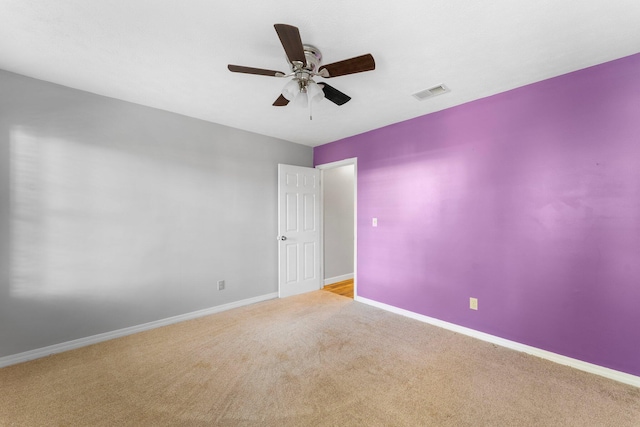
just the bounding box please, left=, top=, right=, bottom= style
left=217, top=280, right=225, bottom=291
left=470, top=297, right=478, bottom=310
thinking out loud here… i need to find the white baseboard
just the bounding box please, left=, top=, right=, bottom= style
left=324, top=273, right=354, bottom=286
left=0, top=292, right=278, bottom=369
left=355, top=296, right=640, bottom=388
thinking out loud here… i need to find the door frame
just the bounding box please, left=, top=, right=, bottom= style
left=316, top=157, right=358, bottom=298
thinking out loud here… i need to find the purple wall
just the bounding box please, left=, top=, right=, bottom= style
left=314, top=53, right=640, bottom=377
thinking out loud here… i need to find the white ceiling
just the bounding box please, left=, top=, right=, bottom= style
left=1, top=1, right=640, bottom=147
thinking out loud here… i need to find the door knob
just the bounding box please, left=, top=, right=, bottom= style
left=279, top=236, right=287, bottom=241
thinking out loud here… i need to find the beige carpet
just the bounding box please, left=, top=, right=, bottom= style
left=1, top=291, right=638, bottom=426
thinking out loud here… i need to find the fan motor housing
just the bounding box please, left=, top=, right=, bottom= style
left=293, top=44, right=322, bottom=73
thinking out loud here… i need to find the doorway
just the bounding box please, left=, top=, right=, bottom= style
left=317, top=158, right=357, bottom=299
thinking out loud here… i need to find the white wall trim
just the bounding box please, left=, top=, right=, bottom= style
left=0, top=292, right=278, bottom=369
left=316, top=158, right=358, bottom=170
left=355, top=296, right=640, bottom=388
left=324, top=273, right=354, bottom=286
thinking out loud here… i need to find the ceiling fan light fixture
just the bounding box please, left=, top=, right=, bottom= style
left=282, top=78, right=324, bottom=108
left=294, top=90, right=309, bottom=108
left=307, top=80, right=325, bottom=103
left=282, top=79, right=300, bottom=101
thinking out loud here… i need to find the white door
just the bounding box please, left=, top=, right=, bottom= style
left=278, top=164, right=321, bottom=298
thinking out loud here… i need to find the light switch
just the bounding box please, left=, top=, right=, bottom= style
left=372, top=218, right=378, bottom=227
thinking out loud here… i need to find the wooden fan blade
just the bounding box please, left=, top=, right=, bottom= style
left=274, top=24, right=306, bottom=64
left=318, top=54, right=375, bottom=78
left=228, top=64, right=285, bottom=77
left=320, top=83, right=351, bottom=106
left=273, top=94, right=290, bottom=106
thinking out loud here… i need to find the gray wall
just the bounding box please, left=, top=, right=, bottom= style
left=322, top=165, right=354, bottom=281
left=0, top=70, right=312, bottom=358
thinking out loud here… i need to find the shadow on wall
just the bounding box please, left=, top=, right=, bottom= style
left=8, top=127, right=228, bottom=299
left=9, top=121, right=263, bottom=299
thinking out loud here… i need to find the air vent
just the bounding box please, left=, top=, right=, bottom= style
left=412, top=84, right=450, bottom=101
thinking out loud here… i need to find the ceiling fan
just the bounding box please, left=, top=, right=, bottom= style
left=228, top=24, right=375, bottom=112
